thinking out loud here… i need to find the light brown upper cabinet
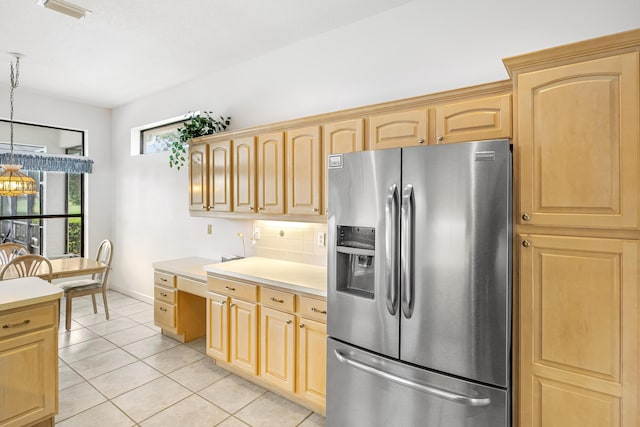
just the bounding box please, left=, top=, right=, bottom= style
left=233, top=136, right=256, bottom=213
left=208, top=140, right=232, bottom=212
left=322, top=119, right=364, bottom=214
left=257, top=132, right=285, bottom=214
left=367, top=108, right=428, bottom=150
left=287, top=126, right=322, bottom=215
left=434, top=94, right=511, bottom=144
left=189, top=144, right=208, bottom=211
left=517, top=52, right=640, bottom=229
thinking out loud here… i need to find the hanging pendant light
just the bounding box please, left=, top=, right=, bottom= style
left=0, top=55, right=37, bottom=197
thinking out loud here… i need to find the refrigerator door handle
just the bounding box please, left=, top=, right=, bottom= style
left=401, top=184, right=415, bottom=319
left=385, top=184, right=399, bottom=315
left=333, top=349, right=491, bottom=407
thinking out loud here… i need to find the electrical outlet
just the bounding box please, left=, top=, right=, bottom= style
left=253, top=227, right=261, bottom=240
left=207, top=224, right=213, bottom=235
left=317, top=231, right=326, bottom=247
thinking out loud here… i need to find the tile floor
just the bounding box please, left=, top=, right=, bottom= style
left=56, top=290, right=325, bottom=427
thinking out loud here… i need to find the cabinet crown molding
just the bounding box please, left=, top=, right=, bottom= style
left=503, top=27, right=640, bottom=77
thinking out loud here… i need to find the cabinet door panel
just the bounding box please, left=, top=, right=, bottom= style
left=206, top=292, right=229, bottom=361
left=435, top=94, right=511, bottom=144
left=0, top=329, right=57, bottom=427
left=368, top=109, right=428, bottom=150
left=230, top=299, right=258, bottom=375
left=287, top=126, right=321, bottom=215
left=257, top=132, right=285, bottom=214
left=519, top=234, right=638, bottom=426
left=298, top=317, right=327, bottom=407
left=260, top=307, right=295, bottom=392
left=518, top=53, right=639, bottom=229
left=322, top=119, right=364, bottom=214
left=208, top=140, right=232, bottom=212
left=189, top=145, right=207, bottom=211
left=233, top=137, right=256, bottom=213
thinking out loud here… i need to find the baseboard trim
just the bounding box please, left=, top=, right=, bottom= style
left=108, top=285, right=153, bottom=305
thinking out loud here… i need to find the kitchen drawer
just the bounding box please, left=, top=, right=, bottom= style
left=177, top=276, right=207, bottom=298
left=154, top=271, right=176, bottom=288
left=0, top=302, right=56, bottom=339
left=208, top=276, right=258, bottom=302
left=154, top=301, right=176, bottom=328
left=154, top=286, right=177, bottom=304
left=261, top=287, right=295, bottom=312
left=298, top=296, right=327, bottom=323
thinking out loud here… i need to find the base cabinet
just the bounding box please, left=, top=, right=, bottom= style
left=0, top=301, right=58, bottom=427
left=207, top=275, right=327, bottom=414
left=297, top=317, right=327, bottom=408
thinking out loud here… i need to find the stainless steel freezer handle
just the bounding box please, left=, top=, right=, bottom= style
left=333, top=350, right=491, bottom=407
left=385, top=184, right=399, bottom=315
left=401, top=184, right=415, bottom=319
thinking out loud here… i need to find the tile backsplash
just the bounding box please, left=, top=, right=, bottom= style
left=252, top=220, right=327, bottom=266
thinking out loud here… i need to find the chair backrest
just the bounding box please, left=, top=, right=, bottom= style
left=93, top=239, right=113, bottom=285
left=0, top=254, right=53, bottom=282
left=0, top=243, right=28, bottom=265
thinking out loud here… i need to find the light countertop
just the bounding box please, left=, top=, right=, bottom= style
left=205, top=257, right=327, bottom=297
left=0, top=277, right=63, bottom=311
left=152, top=257, right=217, bottom=282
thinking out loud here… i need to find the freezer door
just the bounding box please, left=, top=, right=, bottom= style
left=400, top=139, right=511, bottom=387
left=327, top=338, right=509, bottom=427
left=328, top=149, right=401, bottom=358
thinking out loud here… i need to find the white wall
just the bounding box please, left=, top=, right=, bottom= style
left=0, top=85, right=112, bottom=263
left=110, top=0, right=638, bottom=301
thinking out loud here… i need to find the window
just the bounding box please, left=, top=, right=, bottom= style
left=140, top=120, right=181, bottom=154
left=0, top=120, right=85, bottom=257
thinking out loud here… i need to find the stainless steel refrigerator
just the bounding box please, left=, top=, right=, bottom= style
left=326, top=139, right=512, bottom=426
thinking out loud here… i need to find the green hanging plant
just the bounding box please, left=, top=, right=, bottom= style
left=169, top=111, right=231, bottom=170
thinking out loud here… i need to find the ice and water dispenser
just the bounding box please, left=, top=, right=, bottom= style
left=335, top=226, right=375, bottom=299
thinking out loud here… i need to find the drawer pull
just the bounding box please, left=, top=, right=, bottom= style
left=225, top=286, right=236, bottom=291
left=159, top=307, right=167, bottom=312
left=311, top=307, right=327, bottom=314
left=270, top=297, right=284, bottom=303
left=160, top=277, right=167, bottom=282
left=3, top=319, right=31, bottom=329
left=160, top=292, right=168, bottom=297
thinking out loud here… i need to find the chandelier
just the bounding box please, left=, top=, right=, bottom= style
left=0, top=55, right=37, bottom=197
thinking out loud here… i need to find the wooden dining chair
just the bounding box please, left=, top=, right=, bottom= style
left=0, top=254, right=53, bottom=282
left=58, top=239, right=113, bottom=330
left=0, top=242, right=28, bottom=265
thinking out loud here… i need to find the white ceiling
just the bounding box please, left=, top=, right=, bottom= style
left=0, top=0, right=413, bottom=108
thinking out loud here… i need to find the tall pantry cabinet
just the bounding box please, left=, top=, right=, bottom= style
left=504, top=30, right=640, bottom=427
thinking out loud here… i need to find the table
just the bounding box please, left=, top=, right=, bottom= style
left=0, top=257, right=106, bottom=281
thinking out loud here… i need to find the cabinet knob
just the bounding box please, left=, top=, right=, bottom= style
left=522, top=240, right=531, bottom=248
left=418, top=139, right=425, bottom=144
left=258, top=207, right=264, bottom=211
left=286, top=320, right=292, bottom=324
left=230, top=303, right=236, bottom=307
left=313, top=208, right=318, bottom=212
left=299, top=323, right=305, bottom=328
left=437, top=136, right=444, bottom=143
left=250, top=206, right=254, bottom=211
left=202, top=206, right=207, bottom=210
left=522, top=213, right=531, bottom=221
left=209, top=206, right=214, bottom=210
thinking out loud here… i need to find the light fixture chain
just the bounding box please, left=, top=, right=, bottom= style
left=9, top=57, right=20, bottom=164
